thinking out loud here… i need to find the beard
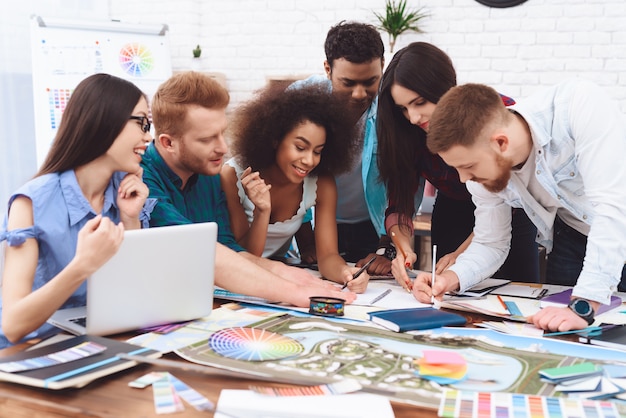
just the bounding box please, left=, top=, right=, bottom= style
left=179, top=139, right=222, bottom=177
left=481, top=153, right=513, bottom=193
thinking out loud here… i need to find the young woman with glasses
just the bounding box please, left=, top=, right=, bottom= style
left=0, top=73, right=155, bottom=348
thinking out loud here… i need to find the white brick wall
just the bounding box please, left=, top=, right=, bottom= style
left=108, top=0, right=626, bottom=113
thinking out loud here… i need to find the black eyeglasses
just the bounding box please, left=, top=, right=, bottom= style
left=129, top=115, right=151, bottom=133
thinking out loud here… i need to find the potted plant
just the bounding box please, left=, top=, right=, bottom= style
left=374, top=0, right=429, bottom=53
left=192, top=44, right=202, bottom=58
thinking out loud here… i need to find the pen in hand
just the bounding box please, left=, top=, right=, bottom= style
left=431, top=244, right=437, bottom=304
left=390, top=231, right=413, bottom=293
left=341, top=255, right=376, bottom=290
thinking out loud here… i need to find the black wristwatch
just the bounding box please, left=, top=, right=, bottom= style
left=568, top=298, right=595, bottom=325
left=375, top=244, right=396, bottom=261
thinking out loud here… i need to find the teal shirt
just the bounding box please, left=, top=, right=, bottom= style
left=141, top=143, right=244, bottom=252
left=291, top=75, right=392, bottom=236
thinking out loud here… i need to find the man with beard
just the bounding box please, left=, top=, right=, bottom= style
left=291, top=21, right=398, bottom=276
left=140, top=71, right=355, bottom=308
left=411, top=80, right=626, bottom=332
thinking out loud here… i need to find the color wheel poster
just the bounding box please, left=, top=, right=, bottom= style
left=30, top=16, right=172, bottom=167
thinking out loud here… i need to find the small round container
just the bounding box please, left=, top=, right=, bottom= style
left=308, top=296, right=345, bottom=317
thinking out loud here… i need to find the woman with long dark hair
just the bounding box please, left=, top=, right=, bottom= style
left=377, top=42, right=539, bottom=289
left=0, top=73, right=154, bottom=347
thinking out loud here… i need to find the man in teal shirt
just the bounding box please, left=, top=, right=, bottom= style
left=292, top=21, right=420, bottom=274
left=141, top=71, right=353, bottom=307
left=141, top=141, right=243, bottom=252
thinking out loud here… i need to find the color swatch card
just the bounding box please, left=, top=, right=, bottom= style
left=134, top=372, right=215, bottom=414
left=438, top=389, right=622, bottom=418
left=415, top=350, right=467, bottom=384
left=0, top=335, right=161, bottom=389
left=539, top=362, right=603, bottom=384
left=0, top=341, right=106, bottom=373
left=249, top=379, right=362, bottom=397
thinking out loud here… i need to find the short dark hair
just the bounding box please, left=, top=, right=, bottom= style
left=324, top=21, right=384, bottom=68
left=427, top=83, right=509, bottom=154
left=377, top=42, right=457, bottom=221
left=37, top=73, right=145, bottom=176
left=229, top=85, right=358, bottom=176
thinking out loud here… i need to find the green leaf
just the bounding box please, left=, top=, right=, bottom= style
left=373, top=0, right=429, bottom=52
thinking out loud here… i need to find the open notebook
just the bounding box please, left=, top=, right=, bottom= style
left=48, top=222, right=216, bottom=336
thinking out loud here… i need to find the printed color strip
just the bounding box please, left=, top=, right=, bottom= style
left=438, top=390, right=621, bottom=418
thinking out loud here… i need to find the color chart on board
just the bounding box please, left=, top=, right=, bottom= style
left=47, top=87, right=73, bottom=130
left=119, top=42, right=154, bottom=77
left=208, top=327, right=304, bottom=361
left=438, top=389, right=621, bottom=418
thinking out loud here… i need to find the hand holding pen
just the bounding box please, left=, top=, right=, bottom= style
left=431, top=245, right=437, bottom=304
left=341, top=255, right=376, bottom=290
left=390, top=231, right=414, bottom=293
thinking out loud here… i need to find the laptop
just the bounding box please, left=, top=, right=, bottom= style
left=48, top=222, right=217, bottom=336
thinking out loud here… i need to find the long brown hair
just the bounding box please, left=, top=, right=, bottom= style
left=37, top=73, right=145, bottom=176
left=377, top=42, right=456, bottom=220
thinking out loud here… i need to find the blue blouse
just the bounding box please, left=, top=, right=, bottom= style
left=0, top=170, right=155, bottom=348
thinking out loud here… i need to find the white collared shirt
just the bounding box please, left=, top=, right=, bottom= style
left=451, top=79, right=626, bottom=305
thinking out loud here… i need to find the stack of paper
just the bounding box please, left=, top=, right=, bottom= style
left=436, top=294, right=541, bottom=321
left=537, top=363, right=626, bottom=399
left=539, top=363, right=604, bottom=384
left=215, top=390, right=395, bottom=418
left=455, top=277, right=510, bottom=297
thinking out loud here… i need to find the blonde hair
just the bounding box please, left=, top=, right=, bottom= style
left=151, top=71, right=229, bottom=138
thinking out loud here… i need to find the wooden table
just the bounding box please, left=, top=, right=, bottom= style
left=0, top=297, right=592, bottom=418
left=0, top=353, right=435, bottom=417
left=2, top=302, right=475, bottom=417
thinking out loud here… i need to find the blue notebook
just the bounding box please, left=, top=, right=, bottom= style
left=369, top=307, right=466, bottom=332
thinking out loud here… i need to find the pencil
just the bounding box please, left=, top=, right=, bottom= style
left=390, top=231, right=410, bottom=267
left=390, top=231, right=412, bottom=293
left=496, top=295, right=510, bottom=314
left=370, top=288, right=392, bottom=305
left=431, top=245, right=437, bottom=304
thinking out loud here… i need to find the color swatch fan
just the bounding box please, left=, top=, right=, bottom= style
left=208, top=327, right=304, bottom=361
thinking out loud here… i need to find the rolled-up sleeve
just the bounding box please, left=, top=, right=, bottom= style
left=449, top=181, right=512, bottom=292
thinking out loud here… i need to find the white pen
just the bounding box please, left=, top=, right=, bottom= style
left=431, top=244, right=437, bottom=304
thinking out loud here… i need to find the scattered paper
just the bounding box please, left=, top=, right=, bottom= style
left=215, top=389, right=394, bottom=418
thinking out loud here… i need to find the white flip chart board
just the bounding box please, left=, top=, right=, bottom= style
left=30, top=15, right=172, bottom=167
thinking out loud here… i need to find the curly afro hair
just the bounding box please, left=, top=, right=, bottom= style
left=228, top=85, right=359, bottom=176
left=324, top=21, right=384, bottom=67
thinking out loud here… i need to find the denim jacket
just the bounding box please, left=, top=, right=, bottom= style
left=451, top=79, right=626, bottom=305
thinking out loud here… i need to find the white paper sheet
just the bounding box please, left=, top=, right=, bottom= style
left=215, top=389, right=395, bottom=418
